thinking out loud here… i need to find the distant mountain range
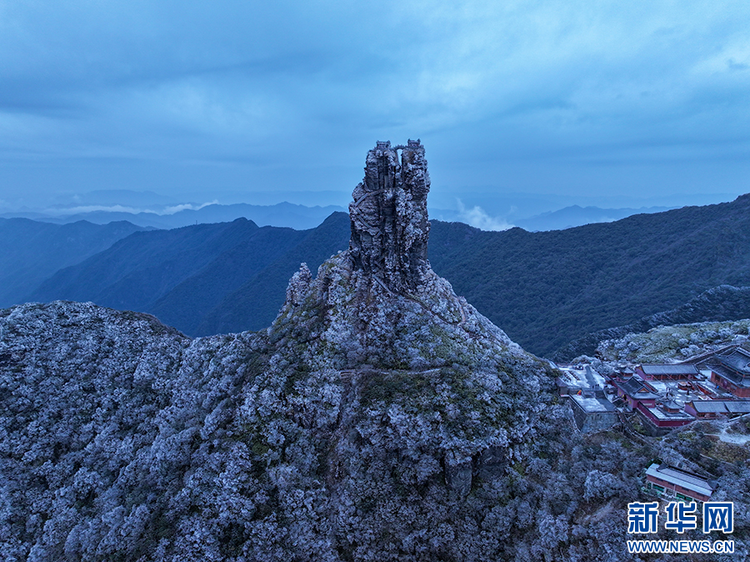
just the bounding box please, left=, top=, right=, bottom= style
left=7, top=194, right=750, bottom=357
left=26, top=214, right=351, bottom=338
left=6, top=200, right=673, bottom=232
left=429, top=204, right=672, bottom=231
left=2, top=201, right=347, bottom=230
left=432, top=194, right=750, bottom=356
left=513, top=204, right=673, bottom=231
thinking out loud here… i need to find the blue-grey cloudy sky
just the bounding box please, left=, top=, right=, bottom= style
left=1, top=0, right=749, bottom=218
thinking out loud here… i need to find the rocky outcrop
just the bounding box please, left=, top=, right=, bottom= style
left=349, top=140, right=431, bottom=293
left=275, top=144, right=522, bottom=372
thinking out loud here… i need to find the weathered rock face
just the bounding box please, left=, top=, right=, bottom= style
left=349, top=140, right=431, bottom=293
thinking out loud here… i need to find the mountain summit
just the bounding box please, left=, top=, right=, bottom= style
left=349, top=139, right=430, bottom=292
left=273, top=140, right=524, bottom=371
left=1, top=142, right=640, bottom=562
left=248, top=141, right=575, bottom=557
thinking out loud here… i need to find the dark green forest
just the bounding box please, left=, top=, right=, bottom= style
left=15, top=194, right=750, bottom=357
left=431, top=194, right=750, bottom=355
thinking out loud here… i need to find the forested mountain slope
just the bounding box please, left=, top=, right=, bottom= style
left=430, top=194, right=750, bottom=356
left=27, top=218, right=305, bottom=316
left=556, top=284, right=750, bottom=360
left=0, top=218, right=145, bottom=307
left=22, top=194, right=750, bottom=357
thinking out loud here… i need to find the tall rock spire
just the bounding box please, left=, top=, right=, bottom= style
left=349, top=139, right=431, bottom=292
left=276, top=137, right=520, bottom=370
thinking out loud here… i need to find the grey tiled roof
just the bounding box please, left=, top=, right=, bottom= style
left=708, top=362, right=750, bottom=388
left=688, top=400, right=750, bottom=414
left=726, top=401, right=750, bottom=414
left=646, top=463, right=713, bottom=497
left=571, top=394, right=616, bottom=413
left=717, top=347, right=750, bottom=374
left=688, top=401, right=728, bottom=414
left=641, top=364, right=699, bottom=376
left=615, top=376, right=659, bottom=399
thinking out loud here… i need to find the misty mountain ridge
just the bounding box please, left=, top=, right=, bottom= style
left=4, top=201, right=347, bottom=231
left=5, top=184, right=681, bottom=233
left=430, top=204, right=673, bottom=232
left=513, top=204, right=674, bottom=231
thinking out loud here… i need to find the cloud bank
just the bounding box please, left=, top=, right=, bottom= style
left=456, top=199, right=514, bottom=231
left=1, top=1, right=748, bottom=207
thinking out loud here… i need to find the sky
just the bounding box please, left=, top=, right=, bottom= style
left=1, top=0, right=749, bottom=222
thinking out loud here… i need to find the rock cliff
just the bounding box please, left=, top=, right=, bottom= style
left=349, top=139, right=430, bottom=292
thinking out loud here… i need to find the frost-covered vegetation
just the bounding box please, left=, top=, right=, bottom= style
left=596, top=319, right=750, bottom=363
left=3, top=142, right=749, bottom=560
left=3, top=263, right=748, bottom=560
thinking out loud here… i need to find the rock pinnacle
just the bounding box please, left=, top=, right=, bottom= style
left=349, top=139, right=431, bottom=293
